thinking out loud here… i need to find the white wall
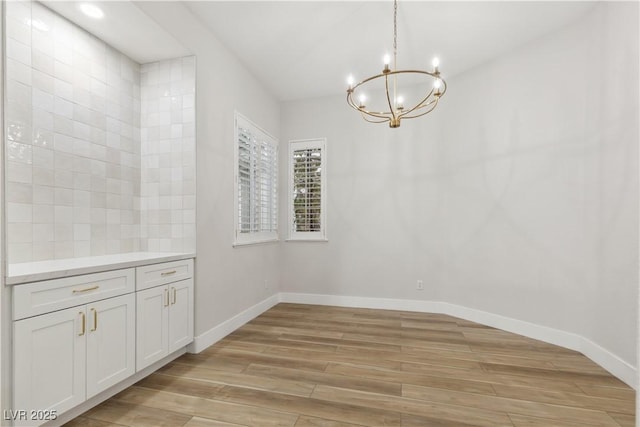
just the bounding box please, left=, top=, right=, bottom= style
left=280, top=1, right=638, bottom=372
left=135, top=2, right=281, bottom=339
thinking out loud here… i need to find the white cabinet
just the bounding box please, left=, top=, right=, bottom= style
left=12, top=270, right=136, bottom=426
left=11, top=257, right=194, bottom=426
left=13, top=307, right=86, bottom=419
left=136, top=278, right=193, bottom=371
left=168, top=278, right=194, bottom=352
left=136, top=285, right=168, bottom=369
left=86, top=294, right=136, bottom=398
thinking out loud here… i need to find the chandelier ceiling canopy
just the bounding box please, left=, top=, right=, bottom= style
left=346, top=0, right=447, bottom=128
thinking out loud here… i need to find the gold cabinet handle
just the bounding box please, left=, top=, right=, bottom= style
left=171, top=287, right=177, bottom=305
left=90, top=308, right=98, bottom=332
left=164, top=288, right=170, bottom=307
left=78, top=312, right=86, bottom=336
left=73, top=285, right=100, bottom=294
left=161, top=270, right=177, bottom=276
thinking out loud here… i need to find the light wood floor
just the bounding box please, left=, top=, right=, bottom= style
left=66, top=303, right=635, bottom=427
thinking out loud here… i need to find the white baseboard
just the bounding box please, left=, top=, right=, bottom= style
left=187, top=293, right=280, bottom=353
left=280, top=292, right=637, bottom=389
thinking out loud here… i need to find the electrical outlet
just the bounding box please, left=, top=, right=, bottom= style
left=416, top=280, right=424, bottom=290
left=264, top=279, right=269, bottom=290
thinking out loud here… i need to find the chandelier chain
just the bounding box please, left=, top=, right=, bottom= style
left=393, top=0, right=398, bottom=68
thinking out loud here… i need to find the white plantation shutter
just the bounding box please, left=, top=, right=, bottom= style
left=235, top=113, right=278, bottom=244
left=288, top=139, right=327, bottom=240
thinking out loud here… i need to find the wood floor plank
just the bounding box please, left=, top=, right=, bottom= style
left=325, top=362, right=497, bottom=395
left=79, top=399, right=192, bottom=427
left=279, top=333, right=403, bottom=353
left=65, top=304, right=634, bottom=427
left=607, top=412, right=635, bottom=427
left=263, top=346, right=404, bottom=371
left=173, top=352, right=250, bottom=373
left=214, top=385, right=402, bottom=426
left=577, top=383, right=637, bottom=400
left=403, top=383, right=620, bottom=426
left=341, top=332, right=472, bottom=352
left=310, top=384, right=513, bottom=427
left=114, top=386, right=299, bottom=427
left=63, top=416, right=127, bottom=427
left=184, top=417, right=248, bottom=427
left=242, top=323, right=346, bottom=339
left=294, top=415, right=366, bottom=427
left=372, top=359, right=585, bottom=394
left=480, top=362, right=628, bottom=387
left=492, top=383, right=634, bottom=414
left=135, top=371, right=227, bottom=399
left=400, top=413, right=487, bottom=427
left=144, top=363, right=314, bottom=398
left=508, top=413, right=589, bottom=426
left=210, top=348, right=329, bottom=372
left=230, top=331, right=340, bottom=353
left=245, top=364, right=402, bottom=396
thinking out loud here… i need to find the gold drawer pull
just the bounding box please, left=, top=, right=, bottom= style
left=73, top=285, right=100, bottom=294
left=161, top=270, right=177, bottom=276
left=78, top=312, right=86, bottom=336
left=90, top=308, right=98, bottom=332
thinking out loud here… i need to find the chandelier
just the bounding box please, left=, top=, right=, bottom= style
left=346, top=0, right=446, bottom=128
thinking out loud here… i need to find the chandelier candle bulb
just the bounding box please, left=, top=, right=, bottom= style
left=432, top=57, right=440, bottom=73
left=345, top=0, right=447, bottom=128
left=347, top=75, right=355, bottom=90
left=434, top=79, right=443, bottom=97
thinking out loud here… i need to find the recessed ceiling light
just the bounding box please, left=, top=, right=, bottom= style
left=79, top=3, right=104, bottom=19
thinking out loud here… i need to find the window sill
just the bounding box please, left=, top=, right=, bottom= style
left=285, top=238, right=329, bottom=243
left=233, top=238, right=280, bottom=248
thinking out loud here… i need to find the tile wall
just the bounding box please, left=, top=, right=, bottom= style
left=4, top=1, right=196, bottom=263
left=140, top=58, right=196, bottom=253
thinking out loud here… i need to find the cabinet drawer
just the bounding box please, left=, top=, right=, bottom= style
left=13, top=269, right=135, bottom=321
left=136, top=259, right=193, bottom=291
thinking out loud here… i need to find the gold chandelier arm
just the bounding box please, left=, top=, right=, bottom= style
left=347, top=91, right=394, bottom=122
left=346, top=92, right=360, bottom=111
left=360, top=112, right=389, bottom=124
left=397, top=77, right=446, bottom=119
left=384, top=74, right=396, bottom=122
left=398, top=89, right=435, bottom=118
left=399, top=98, right=439, bottom=119
left=398, top=95, right=436, bottom=118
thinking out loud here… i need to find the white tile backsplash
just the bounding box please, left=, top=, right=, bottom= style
left=5, top=1, right=195, bottom=262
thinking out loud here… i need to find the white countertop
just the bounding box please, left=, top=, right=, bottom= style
left=7, top=252, right=196, bottom=285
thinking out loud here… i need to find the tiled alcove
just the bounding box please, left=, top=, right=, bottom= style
left=4, top=0, right=196, bottom=263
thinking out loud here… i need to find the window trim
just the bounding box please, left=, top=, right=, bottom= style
left=233, top=112, right=279, bottom=247
left=287, top=138, right=327, bottom=242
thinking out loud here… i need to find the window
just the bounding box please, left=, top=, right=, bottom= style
left=288, top=138, right=327, bottom=241
left=234, top=113, right=278, bottom=245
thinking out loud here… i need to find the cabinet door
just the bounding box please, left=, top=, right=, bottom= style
left=13, top=307, right=86, bottom=423
left=168, top=278, right=194, bottom=353
left=86, top=294, right=136, bottom=398
left=136, top=285, right=169, bottom=371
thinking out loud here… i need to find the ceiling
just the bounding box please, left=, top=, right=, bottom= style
left=43, top=1, right=595, bottom=102
left=184, top=1, right=595, bottom=101
left=40, top=1, right=191, bottom=64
